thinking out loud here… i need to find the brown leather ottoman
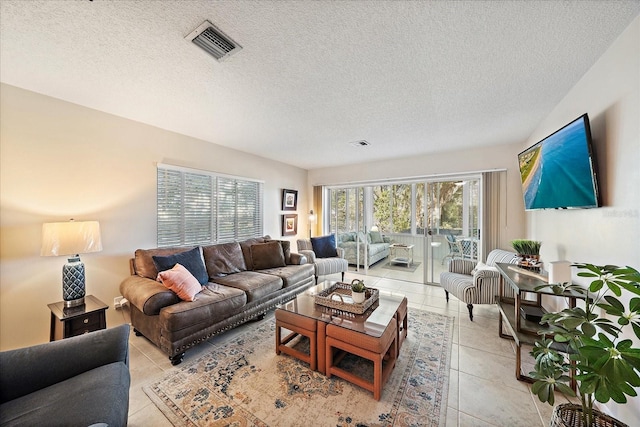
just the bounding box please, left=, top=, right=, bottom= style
left=275, top=308, right=318, bottom=371
left=325, top=320, right=397, bottom=400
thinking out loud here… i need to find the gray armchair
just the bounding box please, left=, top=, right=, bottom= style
left=440, top=249, right=518, bottom=320
left=0, top=324, right=131, bottom=426
left=297, top=238, right=348, bottom=284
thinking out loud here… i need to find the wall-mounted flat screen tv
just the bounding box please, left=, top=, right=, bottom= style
left=518, top=114, right=599, bottom=210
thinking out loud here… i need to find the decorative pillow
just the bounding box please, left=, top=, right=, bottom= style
left=266, top=239, right=291, bottom=264
left=156, top=263, right=203, bottom=302
left=471, top=261, right=499, bottom=275
left=341, top=233, right=355, bottom=243
left=152, top=247, right=208, bottom=285
left=311, top=235, right=338, bottom=258
left=202, top=242, right=246, bottom=277
left=250, top=241, right=286, bottom=270
left=369, top=230, right=384, bottom=244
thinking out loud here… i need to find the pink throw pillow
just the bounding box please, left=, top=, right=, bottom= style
left=157, top=263, right=203, bottom=301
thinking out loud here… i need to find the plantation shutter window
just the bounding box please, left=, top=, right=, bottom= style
left=157, top=164, right=263, bottom=247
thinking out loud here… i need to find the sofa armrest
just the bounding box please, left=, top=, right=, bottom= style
left=336, top=247, right=345, bottom=258
left=0, top=324, right=129, bottom=403
left=120, top=275, right=180, bottom=315
left=298, top=249, right=316, bottom=263
left=447, top=259, right=476, bottom=275
left=289, top=252, right=308, bottom=265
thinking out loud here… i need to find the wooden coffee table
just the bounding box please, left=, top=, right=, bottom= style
left=275, top=281, right=406, bottom=399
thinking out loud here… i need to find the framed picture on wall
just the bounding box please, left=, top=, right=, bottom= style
left=281, top=214, right=298, bottom=236
left=282, top=189, right=298, bottom=211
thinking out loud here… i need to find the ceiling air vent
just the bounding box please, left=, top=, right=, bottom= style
left=349, top=140, right=370, bottom=147
left=185, top=20, right=242, bottom=61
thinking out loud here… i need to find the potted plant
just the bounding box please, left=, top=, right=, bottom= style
left=350, top=279, right=366, bottom=303
left=529, top=263, right=640, bottom=427
left=511, top=239, right=542, bottom=259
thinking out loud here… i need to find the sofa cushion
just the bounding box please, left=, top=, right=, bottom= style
left=159, top=283, right=248, bottom=332
left=202, top=242, right=246, bottom=277
left=250, top=241, right=286, bottom=270
left=340, top=232, right=355, bottom=243
left=212, top=271, right=283, bottom=303
left=311, top=235, right=338, bottom=258
left=152, top=247, right=208, bottom=285
left=157, top=263, right=203, bottom=302
left=259, top=263, right=315, bottom=288
left=134, top=246, right=197, bottom=280
left=0, top=362, right=129, bottom=427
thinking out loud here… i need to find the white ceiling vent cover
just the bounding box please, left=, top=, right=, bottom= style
left=185, top=20, right=242, bottom=61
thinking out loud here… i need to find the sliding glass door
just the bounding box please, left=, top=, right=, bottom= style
left=325, top=175, right=480, bottom=284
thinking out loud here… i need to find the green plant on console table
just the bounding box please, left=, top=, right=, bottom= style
left=511, top=239, right=542, bottom=256
left=529, top=263, right=640, bottom=427
left=350, top=279, right=366, bottom=293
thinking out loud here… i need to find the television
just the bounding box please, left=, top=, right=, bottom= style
left=518, top=114, right=599, bottom=210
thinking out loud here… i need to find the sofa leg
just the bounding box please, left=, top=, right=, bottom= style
left=170, top=353, right=185, bottom=366
left=341, top=272, right=345, bottom=282
left=134, top=328, right=143, bottom=337
left=444, top=290, right=449, bottom=302
left=315, top=275, right=318, bottom=285
left=467, top=304, right=474, bottom=321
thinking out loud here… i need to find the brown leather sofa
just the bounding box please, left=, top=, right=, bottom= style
left=120, top=236, right=314, bottom=365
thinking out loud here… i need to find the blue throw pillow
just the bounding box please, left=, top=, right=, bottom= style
left=153, top=247, right=208, bottom=285
left=311, top=235, right=338, bottom=258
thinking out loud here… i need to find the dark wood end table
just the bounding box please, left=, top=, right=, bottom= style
left=48, top=294, right=108, bottom=341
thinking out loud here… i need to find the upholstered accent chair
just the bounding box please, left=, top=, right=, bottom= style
left=297, top=238, right=348, bottom=284
left=440, top=249, right=518, bottom=320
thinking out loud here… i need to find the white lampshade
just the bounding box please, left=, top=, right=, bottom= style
left=41, top=220, right=103, bottom=257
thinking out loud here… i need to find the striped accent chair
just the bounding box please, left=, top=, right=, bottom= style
left=440, top=249, right=518, bottom=321
left=297, top=239, right=348, bottom=284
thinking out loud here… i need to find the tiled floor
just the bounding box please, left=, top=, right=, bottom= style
left=121, top=271, right=565, bottom=426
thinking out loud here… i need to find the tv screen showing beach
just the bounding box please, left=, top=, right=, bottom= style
left=518, top=115, right=598, bottom=210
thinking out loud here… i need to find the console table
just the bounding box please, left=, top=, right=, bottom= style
left=495, top=263, right=584, bottom=387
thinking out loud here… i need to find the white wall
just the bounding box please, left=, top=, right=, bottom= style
left=522, top=17, right=640, bottom=424
left=0, top=84, right=309, bottom=350
left=308, top=142, right=527, bottom=251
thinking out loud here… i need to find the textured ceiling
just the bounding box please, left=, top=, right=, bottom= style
left=1, top=1, right=638, bottom=169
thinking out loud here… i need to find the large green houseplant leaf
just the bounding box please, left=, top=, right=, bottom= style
left=530, top=263, right=640, bottom=427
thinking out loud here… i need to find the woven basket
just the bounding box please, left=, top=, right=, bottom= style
left=314, top=282, right=379, bottom=314
left=550, top=404, right=629, bottom=427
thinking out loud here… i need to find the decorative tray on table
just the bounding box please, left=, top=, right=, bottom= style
left=314, top=282, right=379, bottom=314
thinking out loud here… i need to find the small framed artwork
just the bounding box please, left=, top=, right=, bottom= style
left=281, top=214, right=298, bottom=236
left=282, top=189, right=298, bottom=211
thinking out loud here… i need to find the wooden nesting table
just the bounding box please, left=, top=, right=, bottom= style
left=275, top=280, right=407, bottom=400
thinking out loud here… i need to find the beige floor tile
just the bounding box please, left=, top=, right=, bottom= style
left=458, top=324, right=516, bottom=357
left=450, top=344, right=459, bottom=371
left=458, top=412, right=498, bottom=427
left=458, top=371, right=543, bottom=426
left=458, top=346, right=528, bottom=392
left=446, top=407, right=460, bottom=426
left=128, top=401, right=174, bottom=427
left=448, top=368, right=459, bottom=410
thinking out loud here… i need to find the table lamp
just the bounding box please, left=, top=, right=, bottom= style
left=308, top=210, right=316, bottom=238
left=41, top=220, right=103, bottom=307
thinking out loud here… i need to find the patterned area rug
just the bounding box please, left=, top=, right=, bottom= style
left=144, top=308, right=453, bottom=427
